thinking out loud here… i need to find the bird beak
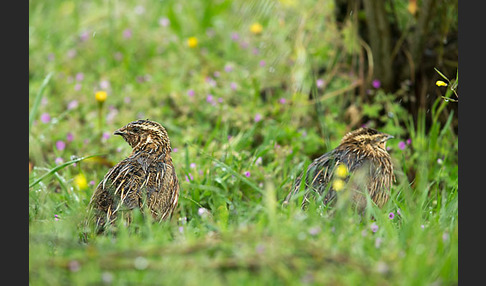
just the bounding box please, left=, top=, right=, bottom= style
left=113, top=129, right=126, bottom=136
left=386, top=134, right=394, bottom=140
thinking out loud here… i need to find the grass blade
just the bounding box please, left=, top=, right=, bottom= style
left=203, top=153, right=264, bottom=195
left=29, top=72, right=53, bottom=135
left=29, top=154, right=99, bottom=189
left=434, top=68, right=449, bottom=81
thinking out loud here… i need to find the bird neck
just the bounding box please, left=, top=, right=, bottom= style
left=131, top=136, right=171, bottom=158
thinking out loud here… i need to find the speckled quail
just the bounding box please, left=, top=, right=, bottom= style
left=89, top=119, right=179, bottom=230
left=284, top=128, right=395, bottom=211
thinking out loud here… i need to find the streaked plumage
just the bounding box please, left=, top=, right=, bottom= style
left=284, top=128, right=395, bottom=211
left=89, top=119, right=179, bottom=230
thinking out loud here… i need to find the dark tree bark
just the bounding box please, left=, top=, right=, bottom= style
left=362, top=0, right=394, bottom=91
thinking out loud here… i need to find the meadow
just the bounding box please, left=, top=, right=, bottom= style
left=29, top=0, right=458, bottom=285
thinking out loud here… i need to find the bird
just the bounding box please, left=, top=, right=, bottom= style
left=283, top=127, right=395, bottom=212
left=89, top=119, right=179, bottom=231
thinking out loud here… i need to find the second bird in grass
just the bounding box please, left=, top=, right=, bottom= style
left=89, top=119, right=179, bottom=231
left=284, top=128, right=395, bottom=212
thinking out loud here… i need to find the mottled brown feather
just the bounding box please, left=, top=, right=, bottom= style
left=89, top=119, right=179, bottom=230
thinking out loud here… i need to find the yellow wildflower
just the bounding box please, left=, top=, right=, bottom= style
left=335, top=163, right=348, bottom=178
left=95, top=91, right=107, bottom=103
left=436, top=80, right=448, bottom=87
left=250, top=23, right=263, bottom=35
left=332, top=179, right=345, bottom=192
left=74, top=173, right=88, bottom=190
left=187, top=37, right=198, bottom=48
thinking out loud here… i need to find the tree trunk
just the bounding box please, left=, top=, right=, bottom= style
left=362, top=0, right=394, bottom=91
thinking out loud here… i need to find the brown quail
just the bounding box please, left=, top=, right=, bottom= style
left=284, top=128, right=395, bottom=211
left=89, top=119, right=179, bottom=230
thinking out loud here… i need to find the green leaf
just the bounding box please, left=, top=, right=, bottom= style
left=29, top=154, right=100, bottom=189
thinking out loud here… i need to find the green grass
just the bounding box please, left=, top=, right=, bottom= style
left=29, top=0, right=457, bottom=285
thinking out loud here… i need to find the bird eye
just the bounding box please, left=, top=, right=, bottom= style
left=132, top=126, right=140, bottom=132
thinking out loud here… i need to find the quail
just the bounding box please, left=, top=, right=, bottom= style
left=284, top=128, right=395, bottom=211
left=89, top=119, right=179, bottom=230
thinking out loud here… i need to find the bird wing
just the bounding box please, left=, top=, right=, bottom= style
left=89, top=152, right=179, bottom=225
left=89, top=157, right=145, bottom=224
left=284, top=150, right=337, bottom=207
left=144, top=159, right=179, bottom=221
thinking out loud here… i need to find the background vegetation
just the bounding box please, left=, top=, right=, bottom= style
left=29, top=0, right=458, bottom=285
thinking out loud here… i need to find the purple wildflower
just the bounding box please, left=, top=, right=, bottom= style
left=159, top=17, right=170, bottom=27
left=388, top=212, right=395, bottom=219
left=406, top=138, right=412, bottom=145
left=123, top=29, right=132, bottom=39
left=67, top=49, right=77, bottom=58
left=308, top=226, right=321, bottom=236
left=398, top=141, right=406, bottom=150
left=372, top=79, right=381, bottom=89
left=239, top=41, right=249, bottom=49
left=68, top=260, right=81, bottom=272
left=259, top=60, right=266, bottom=67
left=89, top=180, right=96, bottom=186
left=40, top=113, right=51, bottom=124
left=244, top=171, right=251, bottom=178
left=67, top=100, right=78, bottom=110
left=79, top=31, right=90, bottom=42
left=198, top=207, right=209, bottom=217
left=231, top=32, right=239, bottom=41
left=102, top=132, right=110, bottom=142
left=224, top=64, right=233, bottom=72
left=56, top=140, right=66, bottom=151
left=99, top=80, right=110, bottom=89
left=279, top=98, right=286, bottom=104
left=255, top=157, right=262, bottom=165
left=55, top=157, right=64, bottom=165
left=316, top=79, right=325, bottom=88
left=206, top=94, right=214, bottom=104
left=371, top=222, right=379, bottom=233
left=230, top=82, right=238, bottom=90
left=190, top=163, right=196, bottom=169
left=442, top=232, right=449, bottom=242
left=75, top=72, right=84, bottom=81
left=74, top=83, right=82, bottom=91
left=254, top=113, right=262, bottom=123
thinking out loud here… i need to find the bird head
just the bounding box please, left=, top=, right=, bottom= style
left=341, top=128, right=393, bottom=152
left=114, top=119, right=170, bottom=152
